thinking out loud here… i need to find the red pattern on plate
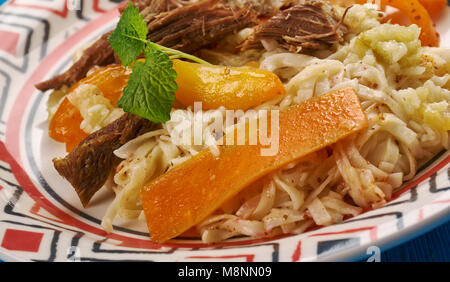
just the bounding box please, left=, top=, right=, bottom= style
left=1, top=229, right=43, bottom=252
left=310, top=226, right=378, bottom=241
left=5, top=7, right=120, bottom=164
left=29, top=202, right=65, bottom=225
left=0, top=30, right=20, bottom=56
left=431, top=200, right=450, bottom=204
left=418, top=208, right=424, bottom=221
left=291, top=240, right=302, bottom=261
left=93, top=0, right=107, bottom=13
left=9, top=0, right=69, bottom=18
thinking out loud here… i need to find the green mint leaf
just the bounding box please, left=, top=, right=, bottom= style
left=118, top=45, right=178, bottom=123
left=107, top=2, right=148, bottom=66
left=108, top=2, right=209, bottom=123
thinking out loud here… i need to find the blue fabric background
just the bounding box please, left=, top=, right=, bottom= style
left=355, top=220, right=450, bottom=262
left=0, top=0, right=448, bottom=262
left=377, top=221, right=450, bottom=262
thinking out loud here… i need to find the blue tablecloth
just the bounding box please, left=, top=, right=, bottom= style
left=0, top=0, right=448, bottom=262
left=378, top=220, right=450, bottom=262
left=361, top=220, right=450, bottom=262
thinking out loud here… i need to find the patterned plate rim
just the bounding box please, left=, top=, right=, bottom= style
left=0, top=0, right=449, bottom=262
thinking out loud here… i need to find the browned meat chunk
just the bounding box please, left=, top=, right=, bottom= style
left=242, top=0, right=348, bottom=53
left=146, top=0, right=257, bottom=54
left=35, top=0, right=257, bottom=92
left=35, top=31, right=116, bottom=92
left=53, top=113, right=158, bottom=207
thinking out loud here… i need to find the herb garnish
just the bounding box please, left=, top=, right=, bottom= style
left=108, top=2, right=210, bottom=123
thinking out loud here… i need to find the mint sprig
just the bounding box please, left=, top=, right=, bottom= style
left=118, top=46, right=177, bottom=123
left=108, top=3, right=147, bottom=67
left=107, top=2, right=210, bottom=123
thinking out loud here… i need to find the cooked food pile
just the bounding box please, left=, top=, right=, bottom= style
left=37, top=0, right=450, bottom=243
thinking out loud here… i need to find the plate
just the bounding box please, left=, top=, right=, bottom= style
left=0, top=0, right=449, bottom=262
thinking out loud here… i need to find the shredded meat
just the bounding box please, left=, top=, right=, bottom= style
left=146, top=0, right=257, bottom=53
left=224, top=0, right=298, bottom=17
left=242, top=0, right=348, bottom=53
left=35, top=31, right=117, bottom=92
left=35, top=0, right=257, bottom=92
left=35, top=0, right=173, bottom=92
left=53, top=113, right=157, bottom=207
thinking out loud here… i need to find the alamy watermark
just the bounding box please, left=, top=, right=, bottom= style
left=66, top=246, right=81, bottom=262
left=366, top=246, right=381, bottom=262
left=171, top=102, right=280, bottom=156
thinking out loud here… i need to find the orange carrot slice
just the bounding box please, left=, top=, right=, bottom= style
left=49, top=98, right=88, bottom=152
left=49, top=64, right=129, bottom=152
left=140, top=87, right=368, bottom=243
left=419, top=0, right=446, bottom=17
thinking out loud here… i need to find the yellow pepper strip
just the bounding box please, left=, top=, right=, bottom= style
left=173, top=59, right=285, bottom=110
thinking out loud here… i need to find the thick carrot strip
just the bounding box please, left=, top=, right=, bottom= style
left=141, top=87, right=368, bottom=243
